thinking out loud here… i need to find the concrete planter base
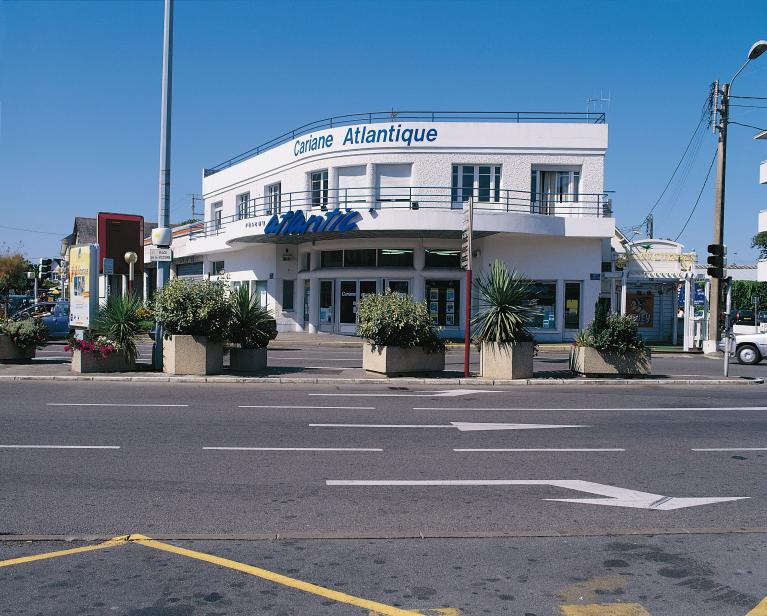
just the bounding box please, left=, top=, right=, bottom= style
left=569, top=346, right=651, bottom=376
left=230, top=347, right=267, bottom=373
left=362, top=342, right=445, bottom=375
left=480, top=341, right=535, bottom=380
left=71, top=349, right=134, bottom=373
left=0, top=334, right=34, bottom=361
left=163, top=335, right=223, bottom=375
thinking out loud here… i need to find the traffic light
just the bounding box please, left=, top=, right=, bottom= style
left=706, top=244, right=726, bottom=279
left=38, top=258, right=52, bottom=279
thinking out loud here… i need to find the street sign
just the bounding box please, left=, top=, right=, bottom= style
left=103, top=258, right=114, bottom=275
left=149, top=247, right=173, bottom=262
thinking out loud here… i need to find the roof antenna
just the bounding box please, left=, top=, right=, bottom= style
left=586, top=90, right=611, bottom=117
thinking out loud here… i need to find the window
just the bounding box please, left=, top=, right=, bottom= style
left=338, top=165, right=367, bottom=205
left=176, top=262, right=203, bottom=277
left=311, top=170, right=329, bottom=210
left=387, top=280, right=410, bottom=295
left=267, top=183, right=281, bottom=215
left=531, top=282, right=557, bottom=329
left=451, top=165, right=502, bottom=204
left=299, top=252, right=311, bottom=272
left=211, top=261, right=225, bottom=275
left=282, top=279, right=295, bottom=311
left=320, top=250, right=343, bottom=268
left=378, top=249, right=413, bottom=268
left=343, top=249, right=377, bottom=268
left=425, top=249, right=461, bottom=269
left=252, top=280, right=268, bottom=308
left=426, top=279, right=460, bottom=327
left=236, top=192, right=250, bottom=219
left=376, top=164, right=412, bottom=204
left=531, top=169, right=581, bottom=213
left=564, top=282, right=581, bottom=330
left=212, top=201, right=223, bottom=230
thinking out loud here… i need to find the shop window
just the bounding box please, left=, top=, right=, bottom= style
left=236, top=192, right=250, bottom=219
left=211, top=261, right=225, bottom=275
left=311, top=170, right=329, bottom=210
left=451, top=165, right=501, bottom=203
left=320, top=250, right=343, bottom=268
left=378, top=249, right=413, bottom=268
left=344, top=249, right=377, bottom=268
left=267, top=183, right=281, bottom=215
left=564, top=282, right=581, bottom=330
left=426, top=279, right=460, bottom=327
left=531, top=282, right=557, bottom=329
left=425, top=249, right=461, bottom=269
left=282, top=279, right=295, bottom=311
left=387, top=280, right=410, bottom=295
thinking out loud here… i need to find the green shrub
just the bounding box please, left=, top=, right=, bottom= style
left=2, top=317, right=48, bottom=351
left=357, top=290, right=445, bottom=352
left=575, top=304, right=647, bottom=354
left=471, top=260, right=539, bottom=346
left=135, top=302, right=155, bottom=322
left=153, top=278, right=231, bottom=342
left=94, top=294, right=142, bottom=362
left=229, top=284, right=277, bottom=349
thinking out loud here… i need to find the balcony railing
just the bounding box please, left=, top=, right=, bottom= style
left=204, top=110, right=606, bottom=174
left=189, top=186, right=612, bottom=240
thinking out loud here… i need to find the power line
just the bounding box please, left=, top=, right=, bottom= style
left=729, top=103, right=767, bottom=109
left=729, top=120, right=767, bottom=131
left=0, top=224, right=63, bottom=236
left=674, top=149, right=718, bottom=242
left=728, top=95, right=767, bottom=100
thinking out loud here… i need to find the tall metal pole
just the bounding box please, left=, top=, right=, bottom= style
left=705, top=82, right=729, bottom=353
left=153, top=0, right=173, bottom=369
left=463, top=197, right=473, bottom=378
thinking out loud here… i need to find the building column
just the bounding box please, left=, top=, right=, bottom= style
left=683, top=277, right=692, bottom=351
left=328, top=167, right=339, bottom=210
left=143, top=271, right=149, bottom=302
left=412, top=246, right=425, bottom=303
left=620, top=271, right=628, bottom=315
left=672, top=282, right=679, bottom=345
left=366, top=163, right=376, bottom=208
left=308, top=277, right=320, bottom=334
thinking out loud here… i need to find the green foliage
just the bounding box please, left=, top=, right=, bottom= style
left=471, top=260, right=539, bottom=346
left=94, top=294, right=142, bottom=361
left=229, top=285, right=278, bottom=349
left=575, top=303, right=647, bottom=354
left=752, top=231, right=767, bottom=260
left=357, top=290, right=445, bottom=352
left=0, top=250, right=32, bottom=296
left=2, top=317, right=48, bottom=351
left=153, top=278, right=232, bottom=342
left=731, top=280, right=767, bottom=311
left=135, top=302, right=155, bottom=322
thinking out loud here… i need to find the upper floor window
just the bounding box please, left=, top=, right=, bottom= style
left=531, top=169, right=580, bottom=213
left=451, top=165, right=501, bottom=204
left=311, top=170, right=329, bottom=210
left=210, top=261, right=225, bottom=275
left=267, top=182, right=281, bottom=215
left=212, top=201, right=223, bottom=230
left=236, top=192, right=250, bottom=219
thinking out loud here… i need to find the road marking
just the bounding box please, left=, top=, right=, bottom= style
left=326, top=479, right=748, bottom=510
left=129, top=534, right=418, bottom=616
left=560, top=604, right=651, bottom=616
left=311, top=389, right=500, bottom=398
left=238, top=405, right=376, bottom=410
left=746, top=597, right=767, bottom=615
left=454, top=448, right=625, bottom=452
left=692, top=448, right=767, bottom=451
left=203, top=447, right=383, bottom=452
left=0, top=535, right=129, bottom=569
left=413, top=406, right=767, bottom=411
left=311, top=422, right=586, bottom=431
left=47, top=403, right=189, bottom=407
left=0, top=445, right=120, bottom=449
left=370, top=610, right=460, bottom=616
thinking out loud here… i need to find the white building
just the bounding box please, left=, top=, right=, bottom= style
left=156, top=111, right=615, bottom=341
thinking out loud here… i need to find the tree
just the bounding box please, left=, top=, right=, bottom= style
left=752, top=231, right=767, bottom=260
left=0, top=250, right=32, bottom=296
left=731, top=280, right=767, bottom=312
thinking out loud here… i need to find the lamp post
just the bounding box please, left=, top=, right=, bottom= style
left=704, top=39, right=767, bottom=354
left=124, top=252, right=138, bottom=295
left=26, top=271, right=37, bottom=303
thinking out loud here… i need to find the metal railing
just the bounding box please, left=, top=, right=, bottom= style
left=204, top=110, right=606, bottom=174
left=187, top=186, right=612, bottom=240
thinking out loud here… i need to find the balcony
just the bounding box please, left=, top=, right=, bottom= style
left=191, top=186, right=613, bottom=241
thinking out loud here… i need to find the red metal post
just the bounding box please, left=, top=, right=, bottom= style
left=464, top=268, right=472, bottom=377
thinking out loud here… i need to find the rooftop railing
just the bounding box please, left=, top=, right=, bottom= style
left=204, top=110, right=607, bottom=174
left=188, top=186, right=612, bottom=241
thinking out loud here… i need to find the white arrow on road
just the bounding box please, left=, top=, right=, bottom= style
left=325, top=479, right=748, bottom=510
left=310, top=422, right=587, bottom=431
left=309, top=389, right=500, bottom=398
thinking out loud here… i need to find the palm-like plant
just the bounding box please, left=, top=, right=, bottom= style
left=229, top=284, right=277, bottom=349
left=94, top=293, right=142, bottom=361
left=471, top=260, right=539, bottom=345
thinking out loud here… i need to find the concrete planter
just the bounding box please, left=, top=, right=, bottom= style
left=362, top=341, right=445, bottom=375
left=569, top=346, right=651, bottom=376
left=480, top=341, right=535, bottom=380
left=71, top=349, right=134, bottom=373
left=230, top=347, right=267, bottom=373
left=163, top=335, right=223, bottom=375
left=0, top=334, right=35, bottom=361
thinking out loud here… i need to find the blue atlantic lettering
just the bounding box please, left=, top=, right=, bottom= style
left=293, top=125, right=438, bottom=157
left=264, top=210, right=362, bottom=237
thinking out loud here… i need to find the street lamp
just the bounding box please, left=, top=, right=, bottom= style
left=124, top=252, right=138, bottom=295
left=704, top=39, right=767, bottom=354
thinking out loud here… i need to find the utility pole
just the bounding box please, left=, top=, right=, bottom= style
left=152, top=0, right=174, bottom=369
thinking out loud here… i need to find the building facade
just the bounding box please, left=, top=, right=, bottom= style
left=160, top=111, right=615, bottom=341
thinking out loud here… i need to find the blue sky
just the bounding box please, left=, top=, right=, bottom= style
left=1, top=0, right=766, bottom=263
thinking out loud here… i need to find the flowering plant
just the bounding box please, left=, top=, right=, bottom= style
left=65, top=335, right=120, bottom=358
left=1, top=317, right=49, bottom=351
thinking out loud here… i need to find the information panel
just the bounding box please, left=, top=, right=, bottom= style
left=68, top=244, right=99, bottom=329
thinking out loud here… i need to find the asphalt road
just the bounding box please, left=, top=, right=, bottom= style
left=1, top=380, right=766, bottom=615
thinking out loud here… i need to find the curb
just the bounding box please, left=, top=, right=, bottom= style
left=0, top=374, right=762, bottom=386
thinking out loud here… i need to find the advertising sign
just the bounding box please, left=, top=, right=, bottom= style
left=68, top=244, right=99, bottom=329
left=627, top=293, right=654, bottom=328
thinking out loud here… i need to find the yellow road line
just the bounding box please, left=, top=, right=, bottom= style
left=128, top=534, right=418, bottom=616
left=560, top=604, right=652, bottom=616
left=746, top=598, right=767, bottom=615
left=0, top=535, right=129, bottom=569
left=370, top=610, right=460, bottom=615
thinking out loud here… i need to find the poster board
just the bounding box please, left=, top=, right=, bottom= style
left=68, top=244, right=99, bottom=329
left=627, top=293, right=654, bottom=327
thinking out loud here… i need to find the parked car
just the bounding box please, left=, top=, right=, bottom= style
left=11, top=301, right=71, bottom=339
left=6, top=294, right=34, bottom=317
left=728, top=331, right=767, bottom=365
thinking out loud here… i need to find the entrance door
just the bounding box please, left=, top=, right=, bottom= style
left=564, top=281, right=581, bottom=334
left=339, top=280, right=358, bottom=334
left=319, top=280, right=335, bottom=332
